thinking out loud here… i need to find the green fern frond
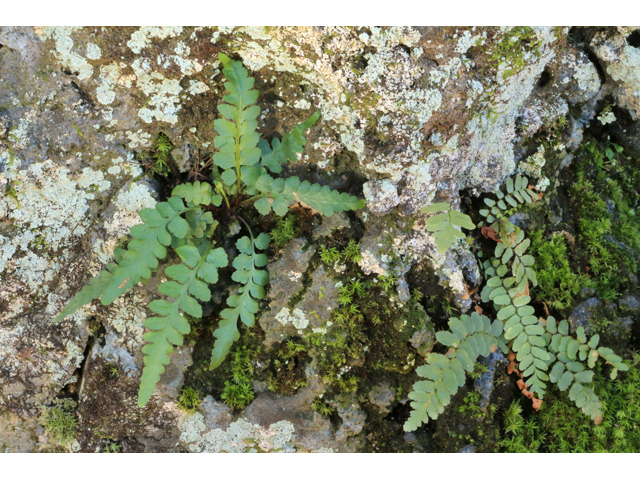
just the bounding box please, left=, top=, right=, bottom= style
left=213, top=53, right=262, bottom=187
left=210, top=232, right=270, bottom=370
left=479, top=174, right=541, bottom=224
left=100, top=197, right=193, bottom=305
left=252, top=174, right=364, bottom=217
left=259, top=110, right=321, bottom=173
left=139, top=237, right=228, bottom=406
left=404, top=312, right=503, bottom=431
left=172, top=180, right=222, bottom=207
left=481, top=227, right=550, bottom=397
left=54, top=268, right=114, bottom=322
left=55, top=197, right=195, bottom=322
left=421, top=202, right=475, bottom=254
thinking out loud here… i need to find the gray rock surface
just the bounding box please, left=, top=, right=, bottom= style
left=568, top=297, right=603, bottom=334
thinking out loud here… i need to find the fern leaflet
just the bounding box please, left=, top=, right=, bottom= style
left=252, top=174, right=365, bottom=217
left=421, top=202, right=476, bottom=254
left=213, top=53, right=262, bottom=188
left=210, top=232, right=270, bottom=369
left=139, top=237, right=228, bottom=406
left=404, top=312, right=504, bottom=431
left=259, top=110, right=321, bottom=173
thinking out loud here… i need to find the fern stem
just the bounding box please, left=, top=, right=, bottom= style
left=239, top=193, right=266, bottom=206
left=216, top=182, right=231, bottom=210
left=236, top=215, right=255, bottom=242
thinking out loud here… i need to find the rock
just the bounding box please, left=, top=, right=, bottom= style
left=619, top=294, right=640, bottom=311
left=0, top=25, right=633, bottom=452
left=260, top=238, right=316, bottom=347
left=0, top=411, right=38, bottom=452
left=591, top=29, right=640, bottom=120
left=474, top=351, right=508, bottom=411
left=568, top=297, right=603, bottom=334
left=368, top=382, right=396, bottom=415
left=579, top=287, right=597, bottom=299
left=410, top=313, right=436, bottom=358
left=331, top=397, right=367, bottom=443
left=312, top=212, right=351, bottom=239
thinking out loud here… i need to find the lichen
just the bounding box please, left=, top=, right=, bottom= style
left=275, top=307, right=309, bottom=331
left=180, top=416, right=295, bottom=453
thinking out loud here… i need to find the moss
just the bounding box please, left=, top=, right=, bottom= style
left=570, top=137, right=640, bottom=300
left=270, top=214, right=297, bottom=248
left=487, top=27, right=543, bottom=80
left=529, top=230, right=589, bottom=312
left=311, top=397, right=335, bottom=416
left=41, top=399, right=77, bottom=447
left=178, top=386, right=202, bottom=412
left=268, top=338, right=308, bottom=395
left=499, top=355, right=640, bottom=452
left=220, top=345, right=259, bottom=409
left=307, top=240, right=426, bottom=397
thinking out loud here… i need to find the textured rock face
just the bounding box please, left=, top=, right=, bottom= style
left=1, top=26, right=638, bottom=452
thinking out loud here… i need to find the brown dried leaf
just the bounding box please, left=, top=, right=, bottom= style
left=462, top=284, right=477, bottom=300
left=531, top=397, right=543, bottom=411
left=541, top=302, right=550, bottom=317
left=481, top=225, right=503, bottom=243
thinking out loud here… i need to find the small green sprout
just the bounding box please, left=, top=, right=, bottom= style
left=503, top=400, right=524, bottom=435
left=178, top=386, right=202, bottom=412
left=271, top=215, right=297, bottom=247
left=312, top=397, right=335, bottom=416
left=320, top=245, right=342, bottom=265
left=343, top=239, right=362, bottom=263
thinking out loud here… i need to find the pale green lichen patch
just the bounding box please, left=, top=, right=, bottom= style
left=40, top=27, right=93, bottom=80
left=126, top=27, right=183, bottom=54
left=180, top=415, right=295, bottom=453
left=275, top=307, right=309, bottom=331
left=0, top=159, right=110, bottom=293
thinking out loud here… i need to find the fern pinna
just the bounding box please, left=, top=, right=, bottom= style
left=405, top=174, right=628, bottom=431
left=55, top=53, right=364, bottom=407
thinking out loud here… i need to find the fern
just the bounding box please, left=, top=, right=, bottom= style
left=139, top=238, right=228, bottom=406
left=253, top=174, right=365, bottom=217
left=56, top=53, right=365, bottom=407
left=478, top=174, right=541, bottom=224
left=210, top=232, right=270, bottom=369
left=259, top=110, right=321, bottom=173
left=405, top=312, right=504, bottom=431
left=405, top=175, right=628, bottom=431
left=421, top=202, right=476, bottom=254
left=54, top=197, right=196, bottom=321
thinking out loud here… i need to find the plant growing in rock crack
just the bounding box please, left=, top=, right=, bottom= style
left=54, top=53, right=365, bottom=407
left=405, top=174, right=628, bottom=432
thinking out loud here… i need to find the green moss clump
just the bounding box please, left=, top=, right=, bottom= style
left=178, top=386, right=202, bottom=412
left=571, top=138, right=640, bottom=300
left=499, top=355, right=640, bottom=452
left=41, top=399, right=77, bottom=447
left=488, top=27, right=542, bottom=79
left=268, top=339, right=308, bottom=395
left=270, top=214, right=297, bottom=248
left=221, top=345, right=258, bottom=409
left=529, top=230, right=588, bottom=311
left=311, top=397, right=335, bottom=416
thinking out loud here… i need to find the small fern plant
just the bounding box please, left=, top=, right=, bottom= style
left=421, top=202, right=475, bottom=254
left=405, top=174, right=628, bottom=431
left=55, top=53, right=364, bottom=407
